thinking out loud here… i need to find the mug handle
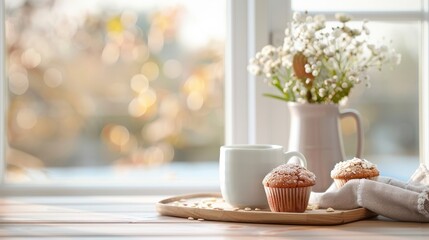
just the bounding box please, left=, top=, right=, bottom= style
left=284, top=151, right=307, bottom=168
left=340, top=109, right=363, bottom=158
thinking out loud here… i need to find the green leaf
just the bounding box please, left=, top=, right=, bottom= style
left=263, top=93, right=290, bottom=102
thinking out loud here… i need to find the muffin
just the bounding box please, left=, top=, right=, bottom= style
left=331, top=157, right=379, bottom=188
left=262, top=163, right=316, bottom=213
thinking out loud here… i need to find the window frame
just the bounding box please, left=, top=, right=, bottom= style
left=1, top=0, right=428, bottom=195
left=226, top=0, right=293, bottom=147
left=1, top=0, right=5, bottom=183
left=421, top=0, right=429, bottom=167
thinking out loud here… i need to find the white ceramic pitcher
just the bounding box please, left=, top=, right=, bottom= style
left=287, top=102, right=363, bottom=192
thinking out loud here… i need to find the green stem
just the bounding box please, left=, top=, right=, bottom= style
left=263, top=93, right=289, bottom=101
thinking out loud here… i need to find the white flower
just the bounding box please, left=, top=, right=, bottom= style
left=324, top=48, right=334, bottom=57
left=249, top=58, right=257, bottom=65
left=333, top=28, right=342, bottom=38
left=312, top=70, right=319, bottom=76
left=355, top=78, right=361, bottom=84
left=305, top=29, right=315, bottom=39
left=335, top=13, right=351, bottom=23
left=363, top=25, right=370, bottom=35
left=261, top=45, right=276, bottom=56
left=247, top=11, right=400, bottom=104
left=247, top=64, right=261, bottom=75
left=314, top=14, right=326, bottom=23
left=324, top=79, right=332, bottom=85
left=350, top=29, right=361, bottom=36
left=281, top=56, right=292, bottom=67
left=293, top=12, right=305, bottom=23
left=342, top=26, right=352, bottom=35
left=294, top=41, right=305, bottom=52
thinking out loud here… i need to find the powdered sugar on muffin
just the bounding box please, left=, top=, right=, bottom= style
left=263, top=164, right=316, bottom=188
left=331, top=157, right=379, bottom=179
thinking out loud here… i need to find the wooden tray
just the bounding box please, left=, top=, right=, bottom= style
left=156, top=193, right=377, bottom=225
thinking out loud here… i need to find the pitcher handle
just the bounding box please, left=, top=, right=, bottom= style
left=340, top=109, right=363, bottom=158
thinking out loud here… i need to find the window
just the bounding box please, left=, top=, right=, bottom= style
left=2, top=0, right=225, bottom=193
left=1, top=0, right=429, bottom=195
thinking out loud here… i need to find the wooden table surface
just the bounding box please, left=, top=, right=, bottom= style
left=0, top=195, right=428, bottom=239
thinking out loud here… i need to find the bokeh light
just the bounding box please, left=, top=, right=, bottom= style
left=21, top=48, right=42, bottom=69
left=163, top=59, right=182, bottom=79
left=143, top=118, right=175, bottom=143
left=159, top=95, right=180, bottom=118
left=130, top=74, right=149, bottom=93
left=187, top=91, right=204, bottom=111
left=138, top=88, right=157, bottom=107
left=110, top=125, right=130, bottom=146
left=120, top=11, right=138, bottom=27
left=43, top=68, right=63, bottom=88
left=101, top=43, right=120, bottom=64
left=16, top=108, right=38, bottom=130
left=141, top=61, right=160, bottom=81
left=148, top=27, right=164, bottom=53
left=8, top=72, right=29, bottom=95
left=128, top=98, right=147, bottom=117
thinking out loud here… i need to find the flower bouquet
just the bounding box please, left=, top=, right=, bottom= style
left=247, top=12, right=401, bottom=104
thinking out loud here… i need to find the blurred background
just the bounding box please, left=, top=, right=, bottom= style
left=4, top=0, right=420, bottom=185
left=5, top=0, right=225, bottom=184
left=341, top=21, right=419, bottom=179
left=342, top=22, right=419, bottom=160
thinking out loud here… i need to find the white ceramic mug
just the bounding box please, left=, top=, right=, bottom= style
left=219, top=144, right=307, bottom=208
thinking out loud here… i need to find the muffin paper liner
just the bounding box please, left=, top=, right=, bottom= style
left=264, top=186, right=312, bottom=213
left=334, top=176, right=379, bottom=189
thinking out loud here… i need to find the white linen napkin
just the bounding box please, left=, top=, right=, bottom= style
left=310, top=164, right=429, bottom=222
